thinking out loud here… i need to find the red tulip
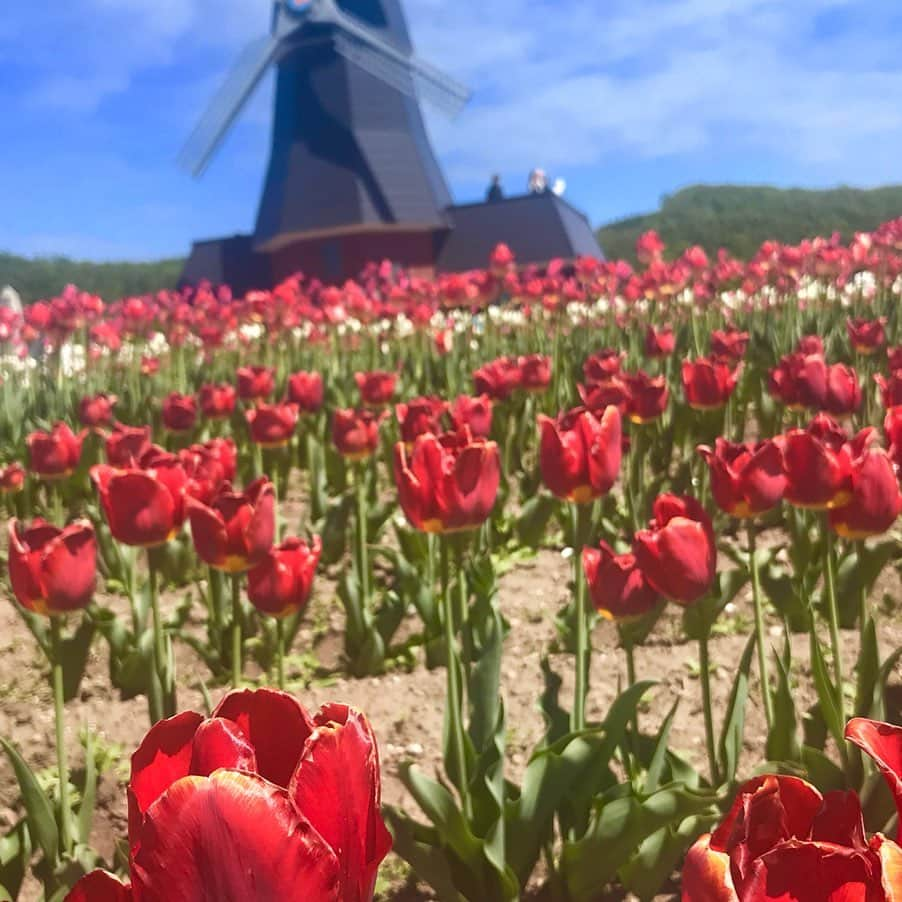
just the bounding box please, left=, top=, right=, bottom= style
left=140, top=356, right=159, bottom=377
left=538, top=406, right=622, bottom=503
left=332, top=408, right=386, bottom=460
left=848, top=316, right=887, bottom=354
left=681, top=774, right=902, bottom=902
left=636, top=229, right=665, bottom=265
left=682, top=358, right=741, bottom=410
left=697, top=438, right=786, bottom=518
left=0, top=462, right=26, bottom=494
left=829, top=449, right=902, bottom=539
left=105, top=423, right=153, bottom=467
left=473, top=357, right=521, bottom=400
left=876, top=372, right=902, bottom=409
left=578, top=379, right=631, bottom=416
left=888, top=347, right=902, bottom=372
left=286, top=371, right=325, bottom=414
left=824, top=363, right=862, bottom=416
left=783, top=414, right=875, bottom=510
left=449, top=394, right=493, bottom=439
left=846, top=719, right=902, bottom=829
left=354, top=370, right=397, bottom=407
left=519, top=354, right=552, bottom=393
left=7, top=518, right=96, bottom=616
left=644, top=326, right=675, bottom=359
left=247, top=536, right=322, bottom=618
left=198, top=383, right=236, bottom=420
left=394, top=429, right=500, bottom=533
left=633, top=494, right=715, bottom=604
left=70, top=689, right=392, bottom=902
left=79, top=393, right=117, bottom=430
left=161, top=392, right=197, bottom=434
left=236, top=365, right=276, bottom=401
left=91, top=453, right=189, bottom=547
left=27, top=422, right=86, bottom=479
left=187, top=478, right=275, bottom=573
left=710, top=328, right=749, bottom=362
left=582, top=541, right=659, bottom=621
left=246, top=402, right=299, bottom=448
left=395, top=397, right=447, bottom=445
left=622, top=371, right=669, bottom=423
left=583, top=348, right=624, bottom=384
left=769, top=352, right=828, bottom=411
left=797, top=334, right=825, bottom=356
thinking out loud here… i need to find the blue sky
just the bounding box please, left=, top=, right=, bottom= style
left=1, top=0, right=900, bottom=261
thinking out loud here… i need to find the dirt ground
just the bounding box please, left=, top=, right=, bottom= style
left=2, top=537, right=901, bottom=901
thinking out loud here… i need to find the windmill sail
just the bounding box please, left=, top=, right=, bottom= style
left=329, top=10, right=470, bottom=116
left=179, top=33, right=282, bottom=178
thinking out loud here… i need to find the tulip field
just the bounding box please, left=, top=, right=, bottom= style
left=5, top=221, right=902, bottom=899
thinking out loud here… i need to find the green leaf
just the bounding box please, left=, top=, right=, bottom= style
left=766, top=638, right=801, bottom=764
left=855, top=617, right=882, bottom=721
left=718, top=632, right=756, bottom=787
left=561, top=783, right=719, bottom=902
left=645, top=699, right=680, bottom=794
left=801, top=745, right=846, bottom=793
left=60, top=617, right=97, bottom=703
left=809, top=629, right=844, bottom=750
left=835, top=540, right=897, bottom=629
left=515, top=493, right=558, bottom=549
left=0, top=739, right=58, bottom=865
left=0, top=820, right=31, bottom=901
left=682, top=568, right=749, bottom=640
left=78, top=732, right=97, bottom=846
left=383, top=809, right=463, bottom=902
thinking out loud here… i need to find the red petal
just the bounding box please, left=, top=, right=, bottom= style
left=128, top=711, right=204, bottom=845
left=213, top=689, right=314, bottom=788
left=188, top=718, right=257, bottom=778
left=131, top=771, right=339, bottom=902
left=65, top=870, right=131, bottom=901
left=846, top=719, right=902, bottom=833
left=41, top=521, right=97, bottom=614
left=290, top=705, right=392, bottom=902
left=681, top=833, right=736, bottom=901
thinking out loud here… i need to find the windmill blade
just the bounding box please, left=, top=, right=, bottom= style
left=329, top=15, right=470, bottom=117
left=179, top=33, right=281, bottom=178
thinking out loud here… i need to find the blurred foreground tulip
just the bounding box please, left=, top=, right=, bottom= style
left=105, top=423, right=152, bottom=467
left=70, top=690, right=391, bottom=902
left=395, top=396, right=447, bottom=446
left=449, top=394, right=493, bottom=438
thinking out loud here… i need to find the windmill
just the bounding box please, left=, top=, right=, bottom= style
left=179, top=0, right=603, bottom=288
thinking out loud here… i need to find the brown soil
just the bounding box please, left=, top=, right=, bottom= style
left=2, top=537, right=901, bottom=901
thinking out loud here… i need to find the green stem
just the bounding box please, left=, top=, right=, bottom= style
left=276, top=618, right=286, bottom=691
left=49, top=617, right=72, bottom=859
left=571, top=503, right=592, bottom=732
left=823, top=518, right=845, bottom=725
left=355, top=464, right=370, bottom=608
left=148, top=551, right=174, bottom=719
left=856, top=539, right=868, bottom=653
left=748, top=524, right=774, bottom=730
left=698, top=629, right=719, bottom=786
left=441, top=536, right=469, bottom=814
left=231, top=574, right=243, bottom=688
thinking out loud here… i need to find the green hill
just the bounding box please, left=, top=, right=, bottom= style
left=3, top=185, right=902, bottom=301
left=0, top=253, right=184, bottom=303
left=597, top=184, right=902, bottom=263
